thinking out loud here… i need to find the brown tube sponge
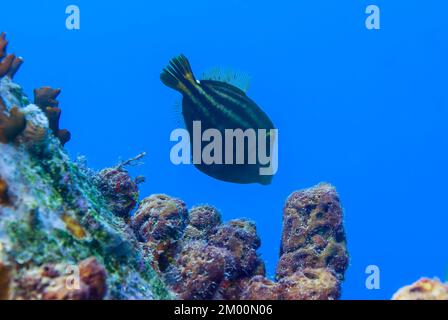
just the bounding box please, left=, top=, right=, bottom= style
left=0, top=32, right=23, bottom=79
left=45, top=107, right=71, bottom=146
left=0, top=177, right=10, bottom=206
left=0, top=106, right=26, bottom=144
left=34, top=87, right=61, bottom=109
left=34, top=87, right=71, bottom=146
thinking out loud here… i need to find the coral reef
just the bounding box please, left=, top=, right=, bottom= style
left=392, top=278, right=448, bottom=300
left=10, top=257, right=107, bottom=300
left=277, top=268, right=340, bottom=300
left=97, top=167, right=139, bottom=219
left=165, top=241, right=230, bottom=299
left=129, top=197, right=266, bottom=299
left=209, top=220, right=262, bottom=277
left=185, top=205, right=222, bottom=239
left=238, top=268, right=341, bottom=300
left=278, top=183, right=348, bottom=280
left=0, top=33, right=171, bottom=300
left=272, top=183, right=348, bottom=299
left=78, top=257, right=108, bottom=300
left=128, top=188, right=348, bottom=300
left=228, top=184, right=348, bottom=301
left=1, top=34, right=68, bottom=148
left=130, top=194, right=188, bottom=274
left=239, top=276, right=280, bottom=300
left=131, top=194, right=188, bottom=244
left=0, top=32, right=350, bottom=300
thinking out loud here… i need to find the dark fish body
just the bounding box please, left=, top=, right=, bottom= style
left=161, top=55, right=276, bottom=185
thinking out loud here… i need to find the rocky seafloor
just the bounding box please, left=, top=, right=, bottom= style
left=0, top=33, right=445, bottom=300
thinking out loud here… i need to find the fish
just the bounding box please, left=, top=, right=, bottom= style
left=161, top=55, right=276, bottom=185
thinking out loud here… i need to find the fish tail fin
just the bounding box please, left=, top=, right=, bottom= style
left=160, top=55, right=196, bottom=92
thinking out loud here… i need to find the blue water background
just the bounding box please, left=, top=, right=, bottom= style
left=1, top=0, right=448, bottom=299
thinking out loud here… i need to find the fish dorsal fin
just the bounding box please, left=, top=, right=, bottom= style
left=201, top=67, right=251, bottom=93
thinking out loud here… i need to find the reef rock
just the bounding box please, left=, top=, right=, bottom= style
left=165, top=241, right=230, bottom=300
left=240, top=276, right=280, bottom=300
left=129, top=199, right=266, bottom=299
left=209, top=219, right=262, bottom=277
left=184, top=205, right=222, bottom=239
left=131, top=186, right=350, bottom=301
left=97, top=167, right=139, bottom=219
left=392, top=278, right=448, bottom=300
left=131, top=194, right=188, bottom=244
left=0, top=34, right=170, bottom=300
left=228, top=183, right=349, bottom=301
left=0, top=255, right=12, bottom=300
left=273, top=183, right=348, bottom=300
left=11, top=257, right=106, bottom=300
left=278, top=183, right=348, bottom=279
left=277, top=268, right=340, bottom=300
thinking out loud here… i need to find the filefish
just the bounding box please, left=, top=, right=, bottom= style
left=161, top=55, right=276, bottom=185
